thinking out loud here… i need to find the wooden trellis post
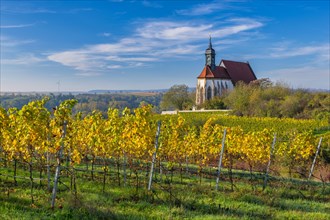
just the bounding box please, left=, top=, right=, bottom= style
left=308, top=137, right=322, bottom=180
left=216, top=129, right=226, bottom=191
left=263, top=133, right=276, bottom=191
left=148, top=121, right=161, bottom=191
left=51, top=121, right=67, bottom=209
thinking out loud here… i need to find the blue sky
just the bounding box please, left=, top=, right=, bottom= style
left=1, top=0, right=329, bottom=92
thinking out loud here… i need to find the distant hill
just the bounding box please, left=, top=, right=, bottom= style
left=87, top=89, right=168, bottom=94
left=88, top=87, right=196, bottom=94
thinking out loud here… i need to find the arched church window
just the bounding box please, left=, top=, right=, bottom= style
left=207, top=86, right=212, bottom=100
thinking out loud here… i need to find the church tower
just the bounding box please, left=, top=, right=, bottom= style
left=205, top=36, right=216, bottom=70
left=195, top=37, right=257, bottom=107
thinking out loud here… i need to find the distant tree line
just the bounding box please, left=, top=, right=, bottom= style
left=2, top=80, right=328, bottom=121
left=74, top=93, right=162, bottom=115
left=0, top=93, right=163, bottom=115
left=0, top=93, right=75, bottom=111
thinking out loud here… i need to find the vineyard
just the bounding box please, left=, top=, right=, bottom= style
left=1, top=98, right=330, bottom=219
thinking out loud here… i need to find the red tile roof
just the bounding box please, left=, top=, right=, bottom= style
left=197, top=65, right=231, bottom=79
left=221, top=60, right=257, bottom=85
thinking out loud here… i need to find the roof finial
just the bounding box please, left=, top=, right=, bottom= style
left=209, top=34, right=212, bottom=49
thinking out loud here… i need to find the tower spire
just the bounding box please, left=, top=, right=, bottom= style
left=205, top=36, right=215, bottom=69
left=208, top=35, right=212, bottom=49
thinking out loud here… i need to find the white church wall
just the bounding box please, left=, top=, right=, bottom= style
left=196, top=79, right=205, bottom=105
left=196, top=78, right=234, bottom=105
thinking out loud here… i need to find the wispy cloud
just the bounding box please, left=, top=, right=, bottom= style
left=153, top=45, right=202, bottom=57
left=242, top=42, right=330, bottom=63
left=89, top=41, right=151, bottom=53
left=1, top=6, right=56, bottom=14
left=106, top=56, right=158, bottom=62
left=261, top=66, right=329, bottom=89
left=1, top=54, right=45, bottom=65
left=0, top=23, right=36, bottom=28
left=176, top=0, right=233, bottom=16
left=47, top=50, right=104, bottom=71
left=212, top=18, right=263, bottom=38
left=136, top=18, right=262, bottom=41
left=75, top=72, right=103, bottom=77
left=142, top=1, right=162, bottom=8
left=176, top=0, right=251, bottom=18
left=47, top=17, right=264, bottom=75
left=67, top=8, right=93, bottom=14
left=100, top=32, right=112, bottom=37
left=0, top=35, right=35, bottom=47
left=136, top=22, right=213, bottom=40
left=254, top=41, right=330, bottom=89
left=1, top=5, right=93, bottom=14
left=269, top=43, right=330, bottom=61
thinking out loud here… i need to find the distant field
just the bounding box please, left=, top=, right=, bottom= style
left=126, top=92, right=161, bottom=96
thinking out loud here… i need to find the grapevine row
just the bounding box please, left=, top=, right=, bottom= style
left=0, top=98, right=326, bottom=179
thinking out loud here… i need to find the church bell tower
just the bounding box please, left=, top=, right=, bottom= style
left=205, top=36, right=216, bottom=70
left=196, top=37, right=257, bottom=107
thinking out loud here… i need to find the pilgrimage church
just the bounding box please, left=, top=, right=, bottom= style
left=196, top=37, right=257, bottom=105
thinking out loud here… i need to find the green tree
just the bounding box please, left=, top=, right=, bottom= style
left=223, top=81, right=326, bottom=119
left=306, top=92, right=330, bottom=121
left=280, top=89, right=311, bottom=118
left=260, top=83, right=290, bottom=117
left=201, top=96, right=227, bottom=109
left=160, top=84, right=193, bottom=110
left=224, top=82, right=254, bottom=116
